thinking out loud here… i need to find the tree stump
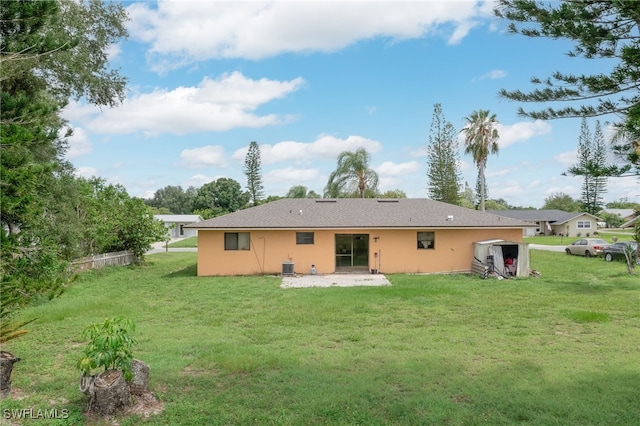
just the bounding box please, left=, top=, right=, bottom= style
left=129, top=359, right=150, bottom=395
left=0, top=351, right=21, bottom=398
left=80, top=370, right=130, bottom=415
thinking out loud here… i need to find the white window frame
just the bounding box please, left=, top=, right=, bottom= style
left=577, top=220, right=591, bottom=229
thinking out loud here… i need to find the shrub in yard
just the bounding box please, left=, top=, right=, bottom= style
left=77, top=317, right=137, bottom=415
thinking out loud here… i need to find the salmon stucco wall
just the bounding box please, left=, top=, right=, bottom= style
left=196, top=228, right=524, bottom=276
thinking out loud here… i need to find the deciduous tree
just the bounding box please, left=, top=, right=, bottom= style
left=542, top=192, right=581, bottom=212
left=145, top=185, right=197, bottom=214
left=286, top=185, right=320, bottom=198
left=192, top=178, right=250, bottom=218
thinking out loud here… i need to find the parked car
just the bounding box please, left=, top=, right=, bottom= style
left=603, top=241, right=639, bottom=262
left=565, top=238, right=611, bottom=257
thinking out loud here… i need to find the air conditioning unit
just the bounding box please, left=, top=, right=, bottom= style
left=282, top=261, right=295, bottom=276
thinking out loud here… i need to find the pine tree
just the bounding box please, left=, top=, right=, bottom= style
left=426, top=104, right=461, bottom=205
left=568, top=118, right=608, bottom=214
left=243, top=141, right=264, bottom=206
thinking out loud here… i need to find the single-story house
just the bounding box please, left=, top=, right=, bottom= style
left=486, top=210, right=601, bottom=237
left=621, top=215, right=639, bottom=229
left=185, top=198, right=535, bottom=276
left=600, top=208, right=636, bottom=224
left=154, top=214, right=203, bottom=238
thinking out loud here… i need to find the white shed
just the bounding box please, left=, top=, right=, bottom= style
left=472, top=239, right=530, bottom=278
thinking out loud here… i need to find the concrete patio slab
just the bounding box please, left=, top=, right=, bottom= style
left=281, top=274, right=391, bottom=288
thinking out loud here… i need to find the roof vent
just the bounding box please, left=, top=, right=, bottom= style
left=377, top=199, right=399, bottom=203
left=315, top=200, right=337, bottom=203
left=446, top=215, right=454, bottom=221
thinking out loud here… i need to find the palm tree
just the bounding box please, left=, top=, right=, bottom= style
left=461, top=110, right=500, bottom=211
left=324, top=148, right=379, bottom=198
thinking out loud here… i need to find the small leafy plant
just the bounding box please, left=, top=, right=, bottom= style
left=77, top=317, right=137, bottom=381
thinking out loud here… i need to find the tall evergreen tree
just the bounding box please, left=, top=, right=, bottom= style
left=460, top=110, right=500, bottom=212
left=426, top=103, right=461, bottom=205
left=567, top=119, right=608, bottom=214
left=494, top=0, right=637, bottom=175
left=243, top=141, right=264, bottom=206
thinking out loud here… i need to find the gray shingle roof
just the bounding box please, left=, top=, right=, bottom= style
left=186, top=198, right=533, bottom=229
left=486, top=209, right=601, bottom=224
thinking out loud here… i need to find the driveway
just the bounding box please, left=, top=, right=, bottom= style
left=529, top=244, right=566, bottom=253
left=147, top=239, right=197, bottom=255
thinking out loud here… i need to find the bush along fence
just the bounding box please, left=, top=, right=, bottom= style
left=70, top=251, right=135, bottom=272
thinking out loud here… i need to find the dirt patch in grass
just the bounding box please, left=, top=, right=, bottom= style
left=125, top=392, right=164, bottom=418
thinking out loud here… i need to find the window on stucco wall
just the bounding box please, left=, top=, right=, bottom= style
left=577, top=220, right=591, bottom=229
left=296, top=232, right=314, bottom=244
left=417, top=232, right=435, bottom=249
left=224, top=232, right=250, bottom=250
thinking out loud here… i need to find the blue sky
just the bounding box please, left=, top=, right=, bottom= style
left=63, top=0, right=639, bottom=208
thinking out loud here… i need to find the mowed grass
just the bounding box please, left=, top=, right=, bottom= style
left=2, top=251, right=639, bottom=425
left=167, top=236, right=198, bottom=248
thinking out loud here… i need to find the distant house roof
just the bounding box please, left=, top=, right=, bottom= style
left=186, top=198, right=534, bottom=230
left=486, top=209, right=601, bottom=225
left=154, top=214, right=203, bottom=223
left=621, top=216, right=639, bottom=229
left=600, top=209, right=635, bottom=220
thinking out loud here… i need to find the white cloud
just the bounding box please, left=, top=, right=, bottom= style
left=491, top=181, right=523, bottom=200
left=457, top=119, right=552, bottom=149
left=65, top=127, right=92, bottom=159
left=74, top=166, right=98, bottom=178
left=265, top=167, right=320, bottom=184
left=473, top=69, right=507, bottom=81
left=497, top=120, right=552, bottom=148
left=232, top=135, right=383, bottom=165
left=180, top=146, right=227, bottom=169
left=376, top=161, right=421, bottom=177
left=127, top=1, right=487, bottom=70
left=64, top=72, right=304, bottom=136
left=184, top=174, right=216, bottom=188
left=554, top=151, right=577, bottom=168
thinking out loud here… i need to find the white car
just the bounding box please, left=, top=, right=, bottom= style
left=565, top=238, right=611, bottom=257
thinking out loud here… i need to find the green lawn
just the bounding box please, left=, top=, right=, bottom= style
left=167, top=236, right=198, bottom=248
left=2, top=251, right=639, bottom=425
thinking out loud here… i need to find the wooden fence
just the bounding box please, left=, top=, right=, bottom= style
left=70, top=250, right=135, bottom=272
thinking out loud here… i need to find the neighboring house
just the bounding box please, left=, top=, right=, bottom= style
left=185, top=198, right=535, bottom=277
left=621, top=216, right=639, bottom=229
left=487, top=209, right=601, bottom=237
left=600, top=208, right=636, bottom=223
left=154, top=214, right=203, bottom=238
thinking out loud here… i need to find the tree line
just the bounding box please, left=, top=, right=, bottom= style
left=1, top=1, right=165, bottom=312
